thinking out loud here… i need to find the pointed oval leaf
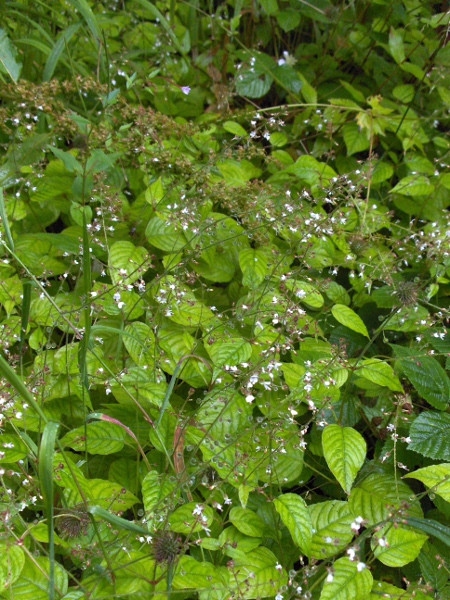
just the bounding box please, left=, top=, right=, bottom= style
left=319, top=557, right=373, bottom=600
left=372, top=525, right=427, bottom=567
left=239, top=248, right=268, bottom=288
left=309, top=501, right=354, bottom=559
left=169, top=502, right=214, bottom=535
left=274, top=493, right=312, bottom=555
left=331, top=304, right=369, bottom=338
left=145, top=216, right=187, bottom=252
left=206, top=337, right=252, bottom=367
left=358, top=359, right=403, bottom=392
left=230, top=507, right=266, bottom=537
left=228, top=547, right=288, bottom=599
left=392, top=346, right=450, bottom=410
left=405, top=464, right=450, bottom=502
left=408, top=411, right=450, bottom=460
left=60, top=421, right=125, bottom=455
left=322, top=425, right=366, bottom=494
left=109, top=241, right=151, bottom=285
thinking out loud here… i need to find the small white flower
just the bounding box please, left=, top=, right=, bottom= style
left=357, top=562, right=366, bottom=572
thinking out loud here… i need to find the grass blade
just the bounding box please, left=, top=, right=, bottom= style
left=38, top=421, right=60, bottom=600
left=0, top=187, right=14, bottom=251
left=43, top=22, right=82, bottom=82
left=88, top=505, right=150, bottom=535
left=66, top=0, right=101, bottom=46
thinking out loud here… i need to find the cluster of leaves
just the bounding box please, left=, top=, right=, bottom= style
left=0, top=0, right=450, bottom=599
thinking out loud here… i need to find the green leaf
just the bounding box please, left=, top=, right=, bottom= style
left=239, top=248, right=268, bottom=288
left=349, top=473, right=423, bottom=526
left=145, top=216, right=187, bottom=252
left=123, top=321, right=156, bottom=367
left=142, top=471, right=177, bottom=518
left=319, top=557, right=373, bottom=600
left=173, top=556, right=227, bottom=591
left=391, top=175, right=434, bottom=196
left=408, top=411, right=450, bottom=460
left=0, top=544, right=25, bottom=591
left=108, top=241, right=151, bottom=285
left=276, top=9, right=301, bottom=32
left=405, top=464, right=450, bottom=502
left=322, top=425, right=366, bottom=494
left=309, top=501, right=355, bottom=559
left=392, top=345, right=450, bottom=410
left=60, top=421, right=126, bottom=455
left=419, top=541, right=448, bottom=593
left=286, top=280, right=324, bottom=309
left=343, top=124, right=370, bottom=156
left=259, top=0, right=278, bottom=16
left=389, top=27, right=405, bottom=64
left=169, top=502, right=214, bottom=535
left=223, top=121, right=248, bottom=137
left=358, top=359, right=403, bottom=392
left=230, top=507, right=266, bottom=537
left=372, top=525, right=427, bottom=567
left=0, top=28, right=22, bottom=82
left=331, top=304, right=369, bottom=338
left=405, top=517, right=450, bottom=549
left=10, top=556, right=68, bottom=600
left=206, top=337, right=252, bottom=367
left=228, top=547, right=287, bottom=599
left=0, top=434, right=28, bottom=463
left=236, top=69, right=273, bottom=99
left=274, top=493, right=312, bottom=555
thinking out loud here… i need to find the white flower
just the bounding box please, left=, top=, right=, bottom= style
left=193, top=504, right=204, bottom=516
left=357, top=562, right=366, bottom=572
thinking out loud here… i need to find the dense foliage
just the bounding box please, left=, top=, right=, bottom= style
left=1, top=0, right=450, bottom=598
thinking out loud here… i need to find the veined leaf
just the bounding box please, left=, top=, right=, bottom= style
left=230, top=507, right=266, bottom=537
left=239, top=248, right=268, bottom=288
left=331, top=304, right=369, bottom=338
left=405, top=463, right=450, bottom=502
left=108, top=240, right=151, bottom=285
left=169, top=502, right=214, bottom=534
left=391, top=175, right=434, bottom=196
left=408, top=411, right=450, bottom=460
left=319, top=557, right=373, bottom=600
left=322, top=425, right=366, bottom=494
left=274, top=493, right=312, bottom=555
left=309, top=501, right=354, bottom=559
left=392, top=345, right=450, bottom=410
left=405, top=517, right=450, bottom=549
left=206, top=337, right=252, bottom=367
left=60, top=421, right=125, bottom=455
left=358, top=359, right=403, bottom=392
left=228, top=547, right=288, bottom=599
left=372, top=525, right=427, bottom=567
left=349, top=472, right=423, bottom=526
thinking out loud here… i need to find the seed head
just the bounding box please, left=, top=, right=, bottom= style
left=151, top=530, right=181, bottom=565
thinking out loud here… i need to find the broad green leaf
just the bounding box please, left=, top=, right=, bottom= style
left=60, top=421, right=125, bottom=455
left=392, top=345, right=450, bottom=410
left=276, top=9, right=301, bottom=32
left=259, top=0, right=278, bottom=16
left=229, top=507, right=266, bottom=537
left=369, top=581, right=428, bottom=600
left=349, top=472, right=423, bottom=526
left=309, top=501, right=355, bottom=559
left=286, top=280, right=324, bottom=309
left=239, top=248, right=268, bottom=288
left=408, top=411, right=450, bottom=460
left=218, top=160, right=262, bottom=186
left=0, top=434, right=28, bottom=463
left=0, top=544, right=25, bottom=590
left=169, top=502, right=214, bottom=534
left=228, top=547, right=287, bottom=599
left=0, top=28, right=22, bottom=82
left=108, top=241, right=151, bottom=285
left=391, top=175, right=434, bottom=196
left=235, top=69, right=273, bottom=99
left=142, top=471, right=177, bottom=518
left=331, top=304, right=369, bottom=338
left=319, top=557, right=373, bottom=600
left=145, top=216, right=187, bottom=251
left=358, top=359, right=403, bottom=392
left=372, top=525, right=427, bottom=567
left=9, top=555, right=68, bottom=600
left=389, top=27, right=405, bottom=64
left=173, top=555, right=227, bottom=591
left=343, top=123, right=371, bottom=156
left=322, top=425, right=366, bottom=494
left=419, top=541, right=448, bottom=593
left=219, top=526, right=261, bottom=557
left=274, top=493, right=312, bottom=555
left=223, top=121, right=248, bottom=137
left=405, top=464, right=450, bottom=502
left=282, top=363, right=306, bottom=389
left=206, top=337, right=252, bottom=367
left=123, top=321, right=156, bottom=367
